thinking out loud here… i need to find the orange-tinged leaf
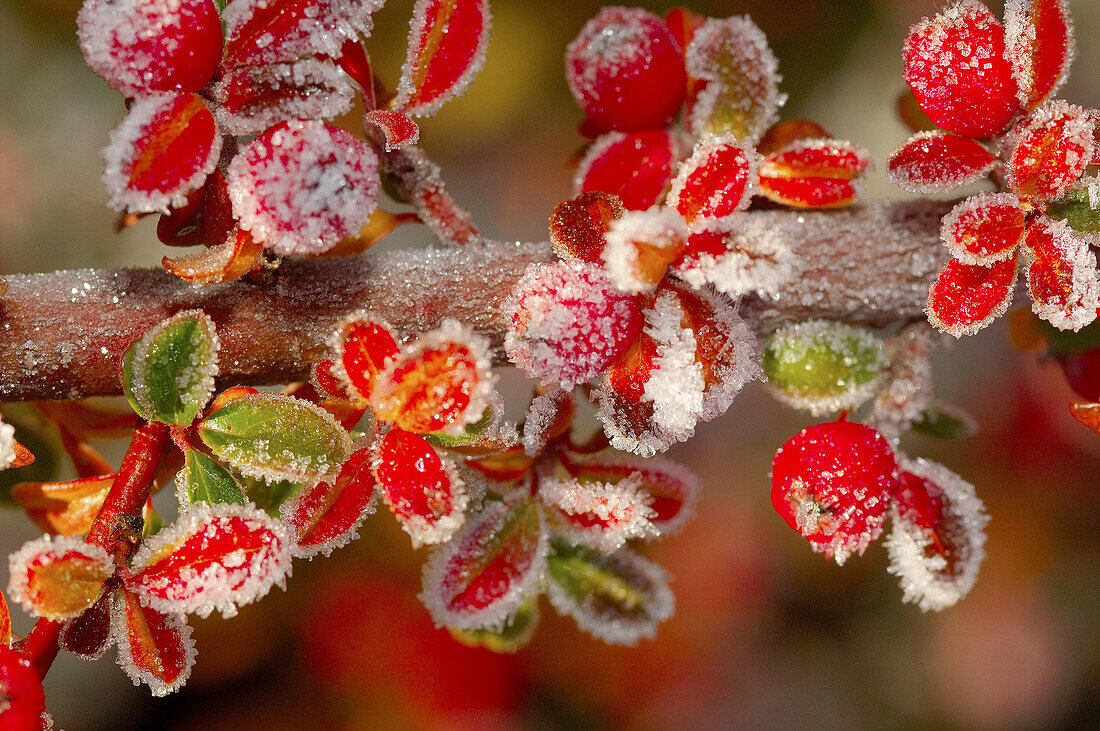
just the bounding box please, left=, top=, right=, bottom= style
left=758, top=120, right=831, bottom=157
left=162, top=228, right=264, bottom=285
left=0, top=591, right=11, bottom=647
left=1007, top=308, right=1047, bottom=352
left=759, top=139, right=870, bottom=209
left=11, top=474, right=114, bottom=536
left=331, top=312, right=400, bottom=402
left=221, top=0, right=379, bottom=69
left=57, top=424, right=113, bottom=479
left=941, top=193, right=1026, bottom=265
left=888, top=131, right=997, bottom=193
left=35, top=401, right=139, bottom=440
left=282, top=446, right=377, bottom=558
left=667, top=135, right=758, bottom=222
left=7, top=536, right=113, bottom=621
left=112, top=589, right=195, bottom=697
left=1007, top=100, right=1094, bottom=204
left=321, top=210, right=420, bottom=258
left=602, top=209, right=687, bottom=293
left=1024, top=216, right=1100, bottom=331
left=1069, top=402, right=1100, bottom=435
left=465, top=444, right=535, bottom=483
left=9, top=442, right=35, bottom=469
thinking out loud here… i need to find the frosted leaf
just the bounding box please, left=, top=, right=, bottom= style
left=162, top=228, right=265, bottom=286
left=127, top=502, right=292, bottom=619
left=666, top=134, right=759, bottom=224
left=927, top=253, right=1020, bottom=338
left=77, top=0, right=222, bottom=96
left=101, top=93, right=221, bottom=215
left=0, top=418, right=15, bottom=470
left=575, top=130, right=679, bottom=212
left=504, top=262, right=643, bottom=388
left=603, top=209, right=688, bottom=294
left=371, top=319, right=494, bottom=436
left=565, top=6, right=687, bottom=132
left=226, top=120, right=381, bottom=256
left=281, top=444, right=377, bottom=558
left=221, top=0, right=384, bottom=69
left=885, top=458, right=988, bottom=612
left=449, top=599, right=540, bottom=653
left=902, top=0, right=1019, bottom=138
left=1004, top=0, right=1075, bottom=112
left=941, top=193, right=1026, bottom=265
left=11, top=475, right=114, bottom=537
left=393, top=0, right=491, bottom=117
left=549, top=191, right=625, bottom=265
left=7, top=535, right=113, bottom=621
left=419, top=496, right=547, bottom=633
left=685, top=16, right=784, bottom=142
left=757, top=138, right=872, bottom=209
left=177, top=449, right=246, bottom=507
left=1006, top=100, right=1095, bottom=204
left=887, top=131, right=997, bottom=193
left=869, top=323, right=936, bottom=442
left=59, top=590, right=113, bottom=661
left=762, top=320, right=886, bottom=417
left=545, top=538, right=674, bottom=646
left=538, top=469, right=656, bottom=553
left=213, top=59, right=355, bottom=137
left=1024, top=216, right=1100, bottom=331
left=639, top=290, right=705, bottom=445
left=521, top=385, right=576, bottom=457
left=672, top=215, right=793, bottom=297
left=364, top=109, right=421, bottom=151
left=373, top=428, right=467, bottom=548
left=110, top=590, right=195, bottom=696
left=328, top=310, right=400, bottom=403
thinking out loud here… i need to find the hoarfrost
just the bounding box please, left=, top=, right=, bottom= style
left=1024, top=216, right=1100, bottom=331
left=222, top=0, right=384, bottom=68
left=603, top=209, right=687, bottom=293
left=0, top=418, right=15, bottom=470
left=522, top=385, right=574, bottom=457
left=940, top=193, right=1026, bottom=265
left=7, top=535, right=114, bottom=621
left=538, top=470, right=656, bottom=553
left=110, top=591, right=196, bottom=697
left=869, top=323, right=936, bottom=442
left=643, top=291, right=705, bottom=442
left=666, top=133, right=759, bottom=223
left=673, top=215, right=793, bottom=297
left=1004, top=0, right=1075, bottom=110
left=213, top=59, right=355, bottom=136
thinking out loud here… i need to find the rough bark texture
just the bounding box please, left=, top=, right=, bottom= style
left=0, top=201, right=952, bottom=402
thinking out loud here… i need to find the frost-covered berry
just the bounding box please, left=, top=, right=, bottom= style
left=77, top=0, right=223, bottom=97
left=504, top=262, right=643, bottom=387
left=771, top=420, right=900, bottom=564
left=566, top=7, right=687, bottom=132
left=0, top=645, right=46, bottom=729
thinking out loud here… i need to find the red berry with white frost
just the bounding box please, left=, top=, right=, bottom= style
left=0, top=645, right=46, bottom=729
left=771, top=420, right=900, bottom=564
left=566, top=7, right=687, bottom=132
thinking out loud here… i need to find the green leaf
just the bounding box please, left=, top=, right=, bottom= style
left=142, top=502, right=166, bottom=539
left=0, top=406, right=60, bottom=505
left=911, top=403, right=977, bottom=441
left=197, top=393, right=351, bottom=485
left=181, top=449, right=246, bottom=505
left=242, top=476, right=302, bottom=518
left=122, top=311, right=219, bottom=426
left=449, top=601, right=540, bottom=653
left=762, top=320, right=884, bottom=415
left=423, top=407, right=494, bottom=449
left=1046, top=185, right=1100, bottom=236
left=545, top=538, right=674, bottom=645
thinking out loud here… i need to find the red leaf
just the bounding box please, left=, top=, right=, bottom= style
left=548, top=192, right=625, bottom=265
left=112, top=589, right=195, bottom=696
left=0, top=645, right=45, bottom=729
left=127, top=503, right=292, bottom=619
left=1007, top=100, right=1095, bottom=203
left=537, top=471, right=656, bottom=552
left=59, top=588, right=113, bottom=660
left=927, top=253, right=1020, bottom=337
left=1024, top=216, right=1100, bottom=331
left=0, top=591, right=10, bottom=648
left=102, top=92, right=221, bottom=214
left=373, top=428, right=467, bottom=547
left=887, top=131, right=997, bottom=192
left=420, top=496, right=546, bottom=631
left=673, top=220, right=794, bottom=298
left=156, top=169, right=235, bottom=248
left=282, top=446, right=377, bottom=558
left=226, top=121, right=381, bottom=256
left=77, top=0, right=222, bottom=96
left=758, top=139, right=871, bottom=209
left=1005, top=0, right=1075, bottom=112
left=394, top=0, right=491, bottom=117
left=7, top=535, right=113, bottom=621
left=330, top=312, right=400, bottom=402
left=903, top=0, right=1019, bottom=138
left=213, top=59, right=355, bottom=137
left=667, top=135, right=759, bottom=222
left=941, top=193, right=1026, bottom=265
left=365, top=109, right=421, bottom=151
left=221, top=0, right=382, bottom=70
left=576, top=131, right=678, bottom=212
left=162, top=228, right=264, bottom=285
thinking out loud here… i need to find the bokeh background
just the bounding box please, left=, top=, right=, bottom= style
left=2, top=0, right=1100, bottom=728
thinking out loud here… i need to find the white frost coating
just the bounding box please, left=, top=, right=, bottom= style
left=887, top=131, right=996, bottom=194
left=326, top=308, right=400, bottom=400
left=101, top=93, right=222, bottom=215
left=7, top=535, right=114, bottom=621
left=884, top=458, right=988, bottom=612
left=374, top=445, right=469, bottom=549
left=941, top=193, right=1025, bottom=266
left=684, top=16, right=784, bottom=142
left=0, top=418, right=15, bottom=470
left=926, top=257, right=1020, bottom=339
left=394, top=0, right=492, bottom=117
left=643, top=291, right=705, bottom=442
left=603, top=209, right=687, bottom=293
left=1025, top=216, right=1100, bottom=331
left=666, top=133, right=759, bottom=221
left=227, top=120, right=381, bottom=256
left=128, top=502, right=293, bottom=619
left=1006, top=100, right=1096, bottom=201
left=689, top=285, right=763, bottom=422
left=127, top=310, right=220, bottom=424
left=673, top=214, right=793, bottom=297
left=419, top=497, right=547, bottom=633
left=538, top=470, right=656, bottom=553
left=280, top=463, right=377, bottom=560
left=522, top=385, right=574, bottom=457
left=213, top=59, right=355, bottom=136
left=222, top=0, right=384, bottom=67
left=869, top=323, right=936, bottom=443
left=110, top=591, right=196, bottom=697
left=545, top=545, right=673, bottom=646
left=1004, top=0, right=1075, bottom=111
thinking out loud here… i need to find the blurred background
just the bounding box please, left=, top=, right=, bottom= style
left=2, top=0, right=1100, bottom=728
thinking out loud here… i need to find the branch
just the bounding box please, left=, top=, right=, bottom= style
left=0, top=201, right=953, bottom=402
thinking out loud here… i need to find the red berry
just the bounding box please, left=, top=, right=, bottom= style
left=771, top=421, right=899, bottom=563
left=566, top=7, right=687, bottom=132
left=0, top=645, right=46, bottom=730
left=77, top=0, right=223, bottom=97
